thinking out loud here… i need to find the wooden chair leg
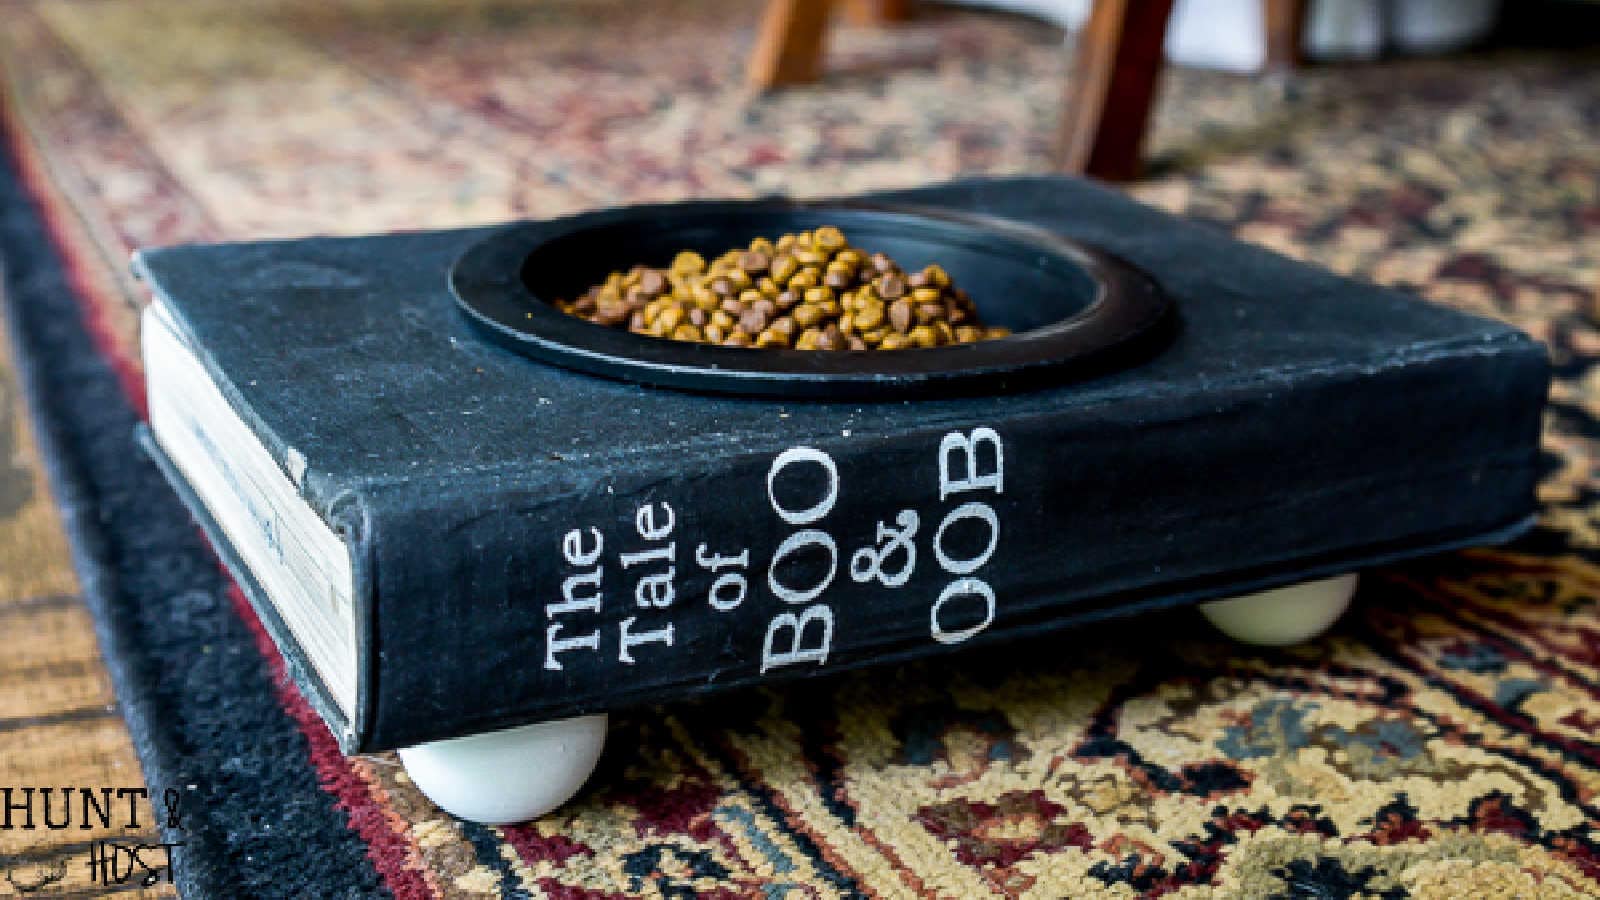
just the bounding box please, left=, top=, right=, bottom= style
left=748, top=0, right=835, bottom=90
left=844, top=0, right=913, bottom=25
left=1054, top=0, right=1175, bottom=181
left=1262, top=0, right=1308, bottom=72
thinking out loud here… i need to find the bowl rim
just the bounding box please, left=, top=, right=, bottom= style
left=449, top=198, right=1173, bottom=399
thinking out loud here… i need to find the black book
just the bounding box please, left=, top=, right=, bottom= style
left=135, top=176, right=1547, bottom=753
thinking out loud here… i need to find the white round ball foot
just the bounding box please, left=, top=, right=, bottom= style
left=397, top=714, right=607, bottom=824
left=1200, top=573, right=1358, bottom=646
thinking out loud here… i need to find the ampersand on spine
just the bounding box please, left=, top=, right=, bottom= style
left=850, top=509, right=920, bottom=587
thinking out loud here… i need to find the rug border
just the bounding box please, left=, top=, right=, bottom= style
left=0, top=104, right=405, bottom=898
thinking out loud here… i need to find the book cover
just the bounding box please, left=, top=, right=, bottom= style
left=135, top=176, right=1548, bottom=753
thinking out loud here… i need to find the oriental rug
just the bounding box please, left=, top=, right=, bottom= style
left=1, top=1, right=1598, bottom=897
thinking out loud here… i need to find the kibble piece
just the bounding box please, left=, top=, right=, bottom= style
left=855, top=299, right=885, bottom=330
left=671, top=250, right=706, bottom=275
left=793, top=304, right=824, bottom=328
left=656, top=305, right=685, bottom=333
left=739, top=308, right=770, bottom=335
left=888, top=299, right=913, bottom=333
left=877, top=274, right=907, bottom=300
left=908, top=325, right=938, bottom=348
left=595, top=300, right=627, bottom=326
left=740, top=250, right=771, bottom=273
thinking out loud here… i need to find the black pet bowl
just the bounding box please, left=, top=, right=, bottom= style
left=450, top=200, right=1172, bottom=398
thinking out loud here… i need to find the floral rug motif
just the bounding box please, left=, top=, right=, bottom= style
left=0, top=1, right=1597, bottom=896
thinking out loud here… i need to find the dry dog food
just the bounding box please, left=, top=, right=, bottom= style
left=555, top=226, right=1011, bottom=350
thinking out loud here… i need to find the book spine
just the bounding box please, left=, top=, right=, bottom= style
left=362, top=422, right=1028, bottom=750
left=354, top=354, right=1544, bottom=751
